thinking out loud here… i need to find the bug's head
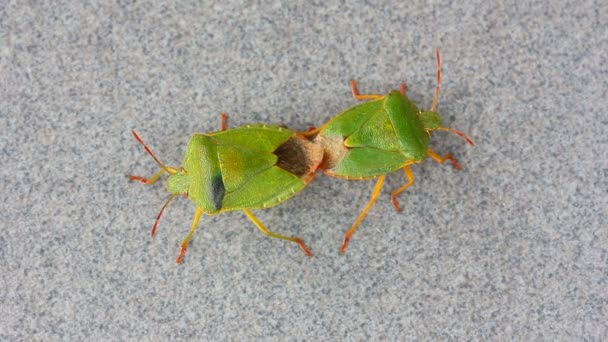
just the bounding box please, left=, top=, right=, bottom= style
left=167, top=171, right=190, bottom=196
left=421, top=110, right=442, bottom=131
left=131, top=129, right=192, bottom=237
left=418, top=49, right=474, bottom=146
left=421, top=110, right=475, bottom=146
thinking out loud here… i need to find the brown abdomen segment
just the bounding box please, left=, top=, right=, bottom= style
left=274, top=134, right=324, bottom=182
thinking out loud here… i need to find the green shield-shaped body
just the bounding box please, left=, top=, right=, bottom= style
left=179, top=124, right=322, bottom=214
left=315, top=91, right=430, bottom=179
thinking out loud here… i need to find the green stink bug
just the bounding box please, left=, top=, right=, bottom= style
left=130, top=114, right=322, bottom=263
left=311, top=49, right=474, bottom=253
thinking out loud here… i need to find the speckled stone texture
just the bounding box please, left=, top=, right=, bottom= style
left=1, top=0, right=607, bottom=340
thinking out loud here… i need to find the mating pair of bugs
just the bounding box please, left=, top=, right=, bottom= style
left=130, top=50, right=474, bottom=263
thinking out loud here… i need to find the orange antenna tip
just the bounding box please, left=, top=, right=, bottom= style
left=151, top=194, right=178, bottom=237
left=436, top=127, right=475, bottom=146
left=430, top=48, right=442, bottom=112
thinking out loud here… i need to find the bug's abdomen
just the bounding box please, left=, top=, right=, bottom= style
left=274, top=134, right=323, bottom=182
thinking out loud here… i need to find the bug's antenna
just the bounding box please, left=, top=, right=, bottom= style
left=131, top=130, right=175, bottom=174
left=436, top=127, right=475, bottom=146
left=430, top=48, right=441, bottom=112
left=151, top=194, right=178, bottom=237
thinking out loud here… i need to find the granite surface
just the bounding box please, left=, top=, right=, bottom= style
left=1, top=0, right=607, bottom=340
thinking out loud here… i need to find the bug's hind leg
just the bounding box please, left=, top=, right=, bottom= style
left=350, top=80, right=384, bottom=100
left=242, top=209, right=313, bottom=256
left=176, top=207, right=204, bottom=264
left=340, top=175, right=386, bottom=254
left=400, top=82, right=407, bottom=95
left=390, top=165, right=415, bottom=212
left=427, top=148, right=461, bottom=170
left=220, top=112, right=227, bottom=131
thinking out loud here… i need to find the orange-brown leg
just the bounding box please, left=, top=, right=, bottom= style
left=129, top=169, right=165, bottom=185
left=301, top=126, right=322, bottom=137
left=243, top=209, right=312, bottom=256
left=220, top=112, right=227, bottom=131
left=350, top=80, right=384, bottom=100
left=427, top=148, right=461, bottom=170
left=176, top=207, right=204, bottom=264
left=340, top=175, right=385, bottom=253
left=400, top=82, right=407, bottom=95
left=390, top=166, right=415, bottom=212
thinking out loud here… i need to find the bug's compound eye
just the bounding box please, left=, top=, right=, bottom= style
left=421, top=111, right=442, bottom=130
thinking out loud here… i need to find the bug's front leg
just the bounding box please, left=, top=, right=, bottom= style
left=176, top=207, right=204, bottom=264
left=427, top=149, right=461, bottom=170
left=129, top=169, right=165, bottom=185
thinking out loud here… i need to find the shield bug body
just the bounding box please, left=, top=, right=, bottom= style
left=131, top=114, right=322, bottom=263
left=311, top=49, right=474, bottom=253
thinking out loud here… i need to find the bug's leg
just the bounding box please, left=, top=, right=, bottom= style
left=130, top=130, right=179, bottom=183
left=350, top=80, right=384, bottom=100
left=220, top=112, right=227, bottom=131
left=427, top=148, right=461, bottom=170
left=301, top=126, right=322, bottom=137
left=390, top=165, right=415, bottom=212
left=242, top=209, right=313, bottom=256
left=340, top=175, right=386, bottom=254
left=400, top=82, right=407, bottom=95
left=129, top=169, right=165, bottom=185
left=176, top=207, right=204, bottom=264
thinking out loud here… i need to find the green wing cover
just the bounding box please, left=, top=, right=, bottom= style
left=221, top=166, right=305, bottom=210
left=319, top=96, right=409, bottom=178
left=331, top=147, right=408, bottom=178
left=320, top=99, right=384, bottom=137
left=209, top=124, right=293, bottom=151
left=344, top=109, right=401, bottom=151
left=208, top=124, right=306, bottom=211
left=216, top=144, right=277, bottom=192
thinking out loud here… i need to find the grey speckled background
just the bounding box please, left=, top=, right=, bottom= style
left=2, top=0, right=607, bottom=340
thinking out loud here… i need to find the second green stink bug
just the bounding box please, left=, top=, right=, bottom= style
left=311, top=49, right=474, bottom=253
left=130, top=114, right=323, bottom=263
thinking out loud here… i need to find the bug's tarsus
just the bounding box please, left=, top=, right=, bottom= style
left=130, top=175, right=148, bottom=183
left=176, top=207, right=204, bottom=264
left=443, top=154, right=461, bottom=170
left=301, top=126, right=322, bottom=137
left=294, top=238, right=313, bottom=257
left=243, top=209, right=313, bottom=257
left=427, top=149, right=461, bottom=170
left=220, top=112, right=228, bottom=131
left=430, top=48, right=442, bottom=112
left=129, top=169, right=165, bottom=185
left=350, top=80, right=383, bottom=101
